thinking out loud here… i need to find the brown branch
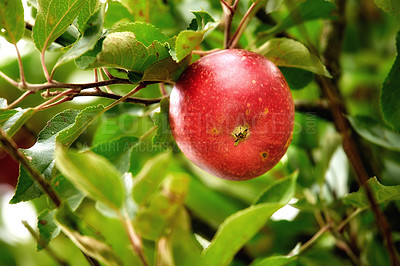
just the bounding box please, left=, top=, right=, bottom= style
left=41, top=90, right=166, bottom=106
left=315, top=0, right=399, bottom=264
left=0, top=127, right=61, bottom=207
left=294, top=99, right=332, bottom=121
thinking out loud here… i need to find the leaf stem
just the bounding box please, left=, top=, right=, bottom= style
left=0, top=127, right=62, bottom=207
left=0, top=70, right=20, bottom=87
left=228, top=0, right=260, bottom=49
left=22, top=221, right=69, bottom=266
left=14, top=44, right=26, bottom=86
left=34, top=89, right=77, bottom=111
left=336, top=208, right=363, bottom=232
left=298, top=223, right=332, bottom=254
left=6, top=90, right=34, bottom=109
left=119, top=212, right=148, bottom=266
left=41, top=51, right=52, bottom=82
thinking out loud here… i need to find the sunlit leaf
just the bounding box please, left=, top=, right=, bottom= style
left=55, top=204, right=122, bottom=265
left=381, top=30, right=400, bottom=132
left=202, top=203, right=283, bottom=266
left=348, top=116, right=400, bottom=151
left=343, top=177, right=400, bottom=209
left=0, top=0, right=25, bottom=44
left=253, top=171, right=298, bottom=205
left=141, top=55, right=191, bottom=83
left=132, top=152, right=170, bottom=205
left=55, top=146, right=124, bottom=210
left=256, top=38, right=331, bottom=77
left=33, top=0, right=86, bottom=51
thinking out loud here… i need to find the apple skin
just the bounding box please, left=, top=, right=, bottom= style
left=169, top=49, right=294, bottom=180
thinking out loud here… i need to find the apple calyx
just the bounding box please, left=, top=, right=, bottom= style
left=232, top=123, right=250, bottom=146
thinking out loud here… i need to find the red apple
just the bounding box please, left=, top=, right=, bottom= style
left=169, top=49, right=294, bottom=180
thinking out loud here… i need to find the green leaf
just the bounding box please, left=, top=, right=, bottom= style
left=0, top=110, right=18, bottom=125
left=52, top=174, right=84, bottom=211
left=0, top=0, right=25, bottom=44
left=152, top=98, right=174, bottom=149
left=132, top=152, right=170, bottom=205
left=91, top=136, right=139, bottom=173
left=202, top=203, right=283, bottom=266
left=1, top=108, right=35, bottom=137
left=37, top=209, right=60, bottom=251
left=76, top=0, right=100, bottom=33
left=33, top=0, right=86, bottom=52
left=279, top=67, right=313, bottom=90
left=11, top=106, right=104, bottom=204
left=109, top=22, right=170, bottom=46
left=120, top=0, right=150, bottom=22
left=256, top=38, right=331, bottom=77
left=381, top=30, right=400, bottom=132
left=54, top=4, right=104, bottom=69
left=55, top=146, right=124, bottom=210
left=343, top=177, right=400, bottom=209
left=103, top=1, right=134, bottom=29
left=134, top=174, right=189, bottom=240
left=348, top=116, right=400, bottom=151
left=170, top=11, right=216, bottom=62
left=10, top=109, right=80, bottom=204
left=140, top=54, right=191, bottom=83
left=74, top=36, right=104, bottom=69
left=55, top=204, right=122, bottom=265
left=253, top=171, right=298, bottom=205
left=374, top=0, right=400, bottom=20
left=80, top=22, right=171, bottom=73
left=266, top=0, right=337, bottom=35
left=251, top=255, right=297, bottom=266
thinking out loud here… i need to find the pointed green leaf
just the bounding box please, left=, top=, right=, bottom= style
left=55, top=204, right=122, bottom=266
left=343, top=177, right=400, bottom=209
left=374, top=0, right=400, bottom=20
left=202, top=203, right=283, bottom=266
left=132, top=152, right=170, bottom=205
left=170, top=11, right=216, bottom=62
left=54, top=5, right=104, bottom=69
left=37, top=209, right=60, bottom=251
left=55, top=146, right=124, bottom=210
left=11, top=106, right=104, bottom=204
left=76, top=0, right=100, bottom=33
left=91, top=136, right=139, bottom=173
left=52, top=174, right=84, bottom=211
left=141, top=55, right=190, bottom=83
left=253, top=171, right=298, bottom=205
left=348, top=116, right=400, bottom=151
left=33, top=0, right=86, bottom=51
left=1, top=108, right=35, bottom=137
left=381, top=30, right=400, bottom=132
left=109, top=22, right=170, bottom=46
left=0, top=0, right=25, bottom=44
left=256, top=38, right=331, bottom=77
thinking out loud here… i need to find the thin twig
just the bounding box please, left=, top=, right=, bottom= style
left=228, top=0, right=260, bottom=49
left=0, top=70, right=20, bottom=87
left=41, top=90, right=166, bottom=106
left=314, top=0, right=399, bottom=264
left=6, top=90, right=34, bottom=109
left=299, top=223, right=332, bottom=254
left=192, top=48, right=222, bottom=56
left=22, top=221, right=69, bottom=266
left=93, top=69, right=102, bottom=92
left=35, top=89, right=78, bottom=111
left=337, top=208, right=363, bottom=232
left=221, top=0, right=234, bottom=48
left=0, top=127, right=62, bottom=207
